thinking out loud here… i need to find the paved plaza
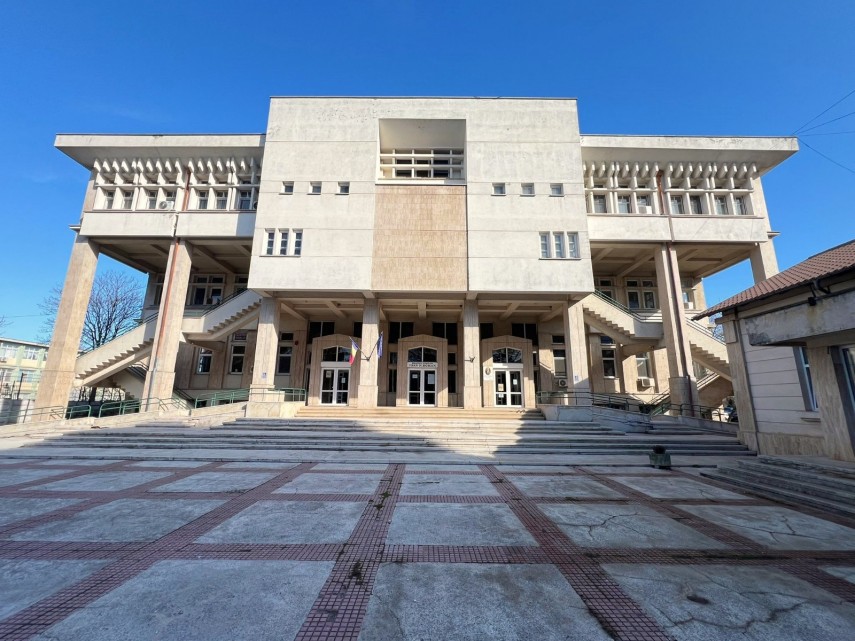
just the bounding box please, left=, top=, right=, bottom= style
left=1, top=456, right=854, bottom=640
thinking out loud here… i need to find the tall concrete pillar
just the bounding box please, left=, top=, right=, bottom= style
left=654, top=243, right=698, bottom=414
left=34, top=235, right=100, bottom=411
left=462, top=300, right=482, bottom=408
left=357, top=299, right=380, bottom=408
left=750, top=241, right=779, bottom=283
left=562, top=299, right=590, bottom=402
left=143, top=239, right=192, bottom=406
left=251, top=298, right=280, bottom=394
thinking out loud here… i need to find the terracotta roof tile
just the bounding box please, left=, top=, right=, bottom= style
left=695, top=239, right=855, bottom=318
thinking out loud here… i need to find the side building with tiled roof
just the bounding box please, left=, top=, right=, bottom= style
left=696, top=239, right=855, bottom=461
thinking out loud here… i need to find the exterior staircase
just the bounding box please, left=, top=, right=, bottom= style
left=700, top=456, right=855, bottom=517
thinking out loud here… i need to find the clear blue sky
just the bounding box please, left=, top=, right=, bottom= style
left=1, top=0, right=854, bottom=341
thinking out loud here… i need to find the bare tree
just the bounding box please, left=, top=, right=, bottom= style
left=39, top=270, right=145, bottom=402
left=0, top=316, right=9, bottom=333
left=39, top=270, right=145, bottom=351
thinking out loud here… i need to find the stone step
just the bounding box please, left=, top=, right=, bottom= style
left=733, top=459, right=855, bottom=493
left=709, top=465, right=855, bottom=505
left=755, top=456, right=855, bottom=482
left=700, top=469, right=855, bottom=518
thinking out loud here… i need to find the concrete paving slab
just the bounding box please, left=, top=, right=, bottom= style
left=219, top=461, right=300, bottom=469
left=198, top=500, right=365, bottom=544
left=0, top=559, right=109, bottom=620
left=539, top=503, right=729, bottom=549
left=11, top=498, right=224, bottom=542
left=24, top=471, right=173, bottom=492
left=274, top=473, right=382, bottom=494
left=0, top=468, right=74, bottom=487
left=386, top=503, right=536, bottom=546
left=0, top=497, right=84, bottom=526
left=582, top=465, right=670, bottom=474
left=823, top=566, right=855, bottom=585
left=151, top=472, right=278, bottom=493
left=604, top=563, right=855, bottom=641
left=31, top=559, right=334, bottom=641
left=399, top=474, right=499, bottom=496
left=507, top=475, right=624, bottom=498
left=405, top=464, right=481, bottom=472
left=359, top=562, right=613, bottom=641
left=37, top=459, right=117, bottom=466
left=494, top=465, right=577, bottom=473
left=129, top=460, right=210, bottom=468
left=312, top=463, right=388, bottom=470
left=679, top=505, right=855, bottom=550
left=612, top=476, right=748, bottom=499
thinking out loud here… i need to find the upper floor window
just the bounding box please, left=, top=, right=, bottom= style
left=147, top=190, right=158, bottom=209
left=263, top=229, right=302, bottom=256
left=310, top=182, right=322, bottom=195
left=215, top=191, right=228, bottom=209
left=521, top=183, right=535, bottom=196
left=617, top=195, right=631, bottom=214
left=379, top=148, right=465, bottom=181
left=669, top=195, right=684, bottom=215
left=23, top=347, right=41, bottom=360
left=511, top=323, right=538, bottom=345
left=493, top=183, right=506, bottom=196
left=189, top=274, right=224, bottom=306
left=389, top=321, right=414, bottom=344
left=196, top=189, right=209, bottom=210
left=104, top=191, right=115, bottom=209
left=281, top=182, right=294, bottom=194
left=550, top=184, right=564, bottom=196
left=122, top=190, right=133, bottom=209
left=338, top=182, right=350, bottom=195
left=238, top=190, right=253, bottom=210
left=690, top=195, right=703, bottom=215
left=593, top=194, right=607, bottom=213
left=308, top=321, right=336, bottom=342
left=714, top=196, right=728, bottom=215
left=431, top=322, right=458, bottom=345
left=734, top=196, right=747, bottom=215
left=197, top=349, right=212, bottom=374
left=540, top=232, right=580, bottom=259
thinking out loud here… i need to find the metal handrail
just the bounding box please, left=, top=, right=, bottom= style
left=78, top=312, right=159, bottom=355
left=686, top=318, right=726, bottom=344
left=98, top=399, right=142, bottom=418
left=182, top=288, right=254, bottom=317
left=535, top=390, right=632, bottom=411
left=193, top=388, right=251, bottom=408
left=0, top=403, right=93, bottom=425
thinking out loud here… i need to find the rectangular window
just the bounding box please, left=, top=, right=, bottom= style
left=448, top=369, right=457, bottom=394
left=601, top=337, right=617, bottom=378
left=389, top=321, right=415, bottom=344
left=308, top=321, right=336, bottom=342
left=197, top=189, right=209, bottom=209
left=282, top=182, right=294, bottom=194
left=388, top=369, right=397, bottom=394
left=550, top=183, right=564, bottom=196
left=636, top=352, right=651, bottom=379
left=23, top=347, right=40, bottom=360
left=147, top=190, right=158, bottom=209
left=567, top=232, right=579, bottom=258
left=690, top=195, right=703, bottom=215
left=229, top=345, right=245, bottom=374
left=734, top=196, right=747, bottom=215
left=637, top=194, right=650, bottom=208
left=310, top=182, right=322, bottom=195
left=553, top=349, right=567, bottom=377
left=492, top=183, right=506, bottom=196
left=293, top=230, right=303, bottom=256
left=265, top=231, right=275, bottom=255
left=279, top=230, right=289, bottom=256
left=669, top=195, right=684, bottom=215
left=593, top=194, right=607, bottom=213
left=104, top=191, right=115, bottom=209
left=521, top=183, right=535, bottom=196
left=797, top=347, right=818, bottom=410
left=122, top=190, right=133, bottom=208
left=511, top=323, right=538, bottom=345
left=480, top=323, right=494, bottom=340
left=215, top=191, right=227, bottom=209
left=338, top=182, right=350, bottom=195
left=431, top=322, right=458, bottom=345
left=197, top=349, right=212, bottom=374
left=353, top=322, right=363, bottom=337
left=553, top=233, right=565, bottom=259
left=238, top=190, right=253, bottom=210
left=617, top=195, right=631, bottom=214
left=714, top=196, right=728, bottom=215
left=277, top=345, right=293, bottom=375
left=540, top=232, right=550, bottom=258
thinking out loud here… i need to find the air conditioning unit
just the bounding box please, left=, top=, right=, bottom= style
left=637, top=205, right=653, bottom=214
left=637, top=377, right=654, bottom=387
left=556, top=378, right=568, bottom=388
left=158, top=199, right=175, bottom=210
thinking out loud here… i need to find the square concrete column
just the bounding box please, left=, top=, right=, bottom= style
left=562, top=299, right=591, bottom=403
left=654, top=243, right=698, bottom=414
left=251, top=298, right=280, bottom=394
left=34, top=235, right=99, bottom=411
left=357, top=299, right=380, bottom=408
left=750, top=240, right=779, bottom=283
left=462, top=299, right=482, bottom=408
left=143, top=239, right=193, bottom=406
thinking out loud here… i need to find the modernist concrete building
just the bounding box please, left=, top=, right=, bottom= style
left=0, top=338, right=48, bottom=399
left=35, top=98, right=798, bottom=414
left=698, top=240, right=855, bottom=461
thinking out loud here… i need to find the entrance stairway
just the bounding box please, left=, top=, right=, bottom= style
left=700, top=456, right=855, bottom=517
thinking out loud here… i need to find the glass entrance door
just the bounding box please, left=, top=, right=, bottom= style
left=495, top=369, right=523, bottom=407
left=321, top=368, right=350, bottom=405
left=408, top=369, right=437, bottom=406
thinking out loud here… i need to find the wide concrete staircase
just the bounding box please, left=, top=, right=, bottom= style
left=701, top=456, right=855, bottom=517
left=23, top=407, right=755, bottom=460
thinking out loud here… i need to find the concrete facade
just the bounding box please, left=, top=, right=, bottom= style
left=38, top=98, right=798, bottom=414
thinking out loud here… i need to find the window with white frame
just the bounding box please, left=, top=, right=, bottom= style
left=637, top=194, right=651, bottom=211
left=601, top=336, right=617, bottom=378
left=122, top=190, right=133, bottom=209
left=293, top=230, right=303, bottom=256
left=229, top=345, right=245, bottom=374
left=553, top=348, right=567, bottom=377
left=215, top=190, right=228, bottom=209
left=734, top=196, right=747, bottom=215
left=596, top=278, right=615, bottom=300
left=189, top=275, right=225, bottom=306
left=103, top=190, right=115, bottom=209
left=714, top=195, right=728, bottom=215
left=617, top=195, right=632, bottom=214
left=539, top=232, right=580, bottom=259
left=237, top=190, right=253, bottom=210
left=592, top=194, right=607, bottom=213
left=278, top=229, right=289, bottom=256
left=626, top=279, right=657, bottom=310
left=281, top=181, right=294, bottom=194
left=521, top=183, right=535, bottom=196
left=197, top=349, right=212, bottom=374
left=689, top=195, right=703, bottom=215
left=265, top=230, right=275, bottom=256
left=23, top=347, right=41, bottom=360
left=196, top=188, right=209, bottom=210
left=147, top=190, right=158, bottom=209
left=492, top=183, right=506, bottom=196
left=338, top=182, right=350, bottom=195
left=310, top=182, right=322, bottom=195
left=636, top=352, right=652, bottom=379
left=796, top=346, right=818, bottom=410
left=550, top=183, right=564, bottom=196
left=669, top=195, right=684, bottom=215
left=278, top=344, right=293, bottom=375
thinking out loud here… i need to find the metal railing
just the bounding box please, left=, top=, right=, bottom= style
left=79, top=312, right=159, bottom=355
left=687, top=318, right=726, bottom=344
left=193, top=388, right=251, bottom=408
left=651, top=402, right=736, bottom=423
left=535, top=390, right=632, bottom=411
left=182, top=288, right=253, bottom=317
left=192, top=387, right=308, bottom=408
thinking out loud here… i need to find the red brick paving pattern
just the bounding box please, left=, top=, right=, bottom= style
left=0, top=459, right=853, bottom=640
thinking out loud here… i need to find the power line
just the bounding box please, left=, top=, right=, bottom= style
left=797, top=108, right=855, bottom=134
left=800, top=130, right=855, bottom=137
left=793, top=87, right=855, bottom=133
left=799, top=138, right=855, bottom=175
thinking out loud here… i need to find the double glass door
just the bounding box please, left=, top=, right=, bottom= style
left=408, top=369, right=436, bottom=406
left=495, top=369, right=523, bottom=407
left=321, top=368, right=350, bottom=405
